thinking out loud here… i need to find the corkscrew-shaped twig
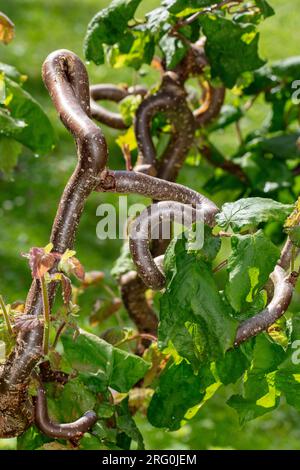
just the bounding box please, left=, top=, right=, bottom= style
left=90, top=84, right=147, bottom=129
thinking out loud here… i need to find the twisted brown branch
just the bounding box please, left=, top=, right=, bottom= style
left=35, top=382, right=97, bottom=439
left=90, top=84, right=147, bottom=129
left=120, top=44, right=224, bottom=336
left=134, top=72, right=195, bottom=180
left=235, top=267, right=297, bottom=346
left=97, top=169, right=218, bottom=226
left=194, top=83, right=225, bottom=128
left=0, top=49, right=107, bottom=438
left=129, top=201, right=202, bottom=290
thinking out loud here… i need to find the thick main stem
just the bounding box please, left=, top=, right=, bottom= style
left=0, top=49, right=107, bottom=438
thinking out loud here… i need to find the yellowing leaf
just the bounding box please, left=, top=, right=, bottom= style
left=116, top=126, right=137, bottom=151
left=44, top=243, right=54, bottom=254
left=0, top=12, right=15, bottom=45
left=60, top=249, right=76, bottom=262
left=284, top=196, right=300, bottom=228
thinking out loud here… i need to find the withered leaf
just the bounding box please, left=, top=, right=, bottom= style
left=23, top=247, right=58, bottom=279
left=82, top=270, right=104, bottom=287
left=59, top=256, right=85, bottom=281
left=61, top=274, right=72, bottom=305
left=0, top=12, right=15, bottom=45
left=13, top=314, right=42, bottom=333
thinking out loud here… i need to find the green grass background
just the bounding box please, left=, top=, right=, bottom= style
left=1, top=0, right=300, bottom=450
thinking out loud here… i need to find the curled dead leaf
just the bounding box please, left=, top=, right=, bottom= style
left=82, top=270, right=104, bottom=288
left=0, top=12, right=15, bottom=45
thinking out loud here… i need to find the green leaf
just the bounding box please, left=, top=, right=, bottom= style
left=163, top=0, right=216, bottom=16
left=215, top=343, right=253, bottom=386
left=254, top=0, right=275, bottom=18
left=159, top=234, right=238, bottom=368
left=244, top=65, right=276, bottom=95
left=238, top=152, right=293, bottom=193
left=201, top=16, right=265, bottom=88
left=80, top=434, right=107, bottom=450
left=17, top=425, right=50, bottom=450
left=159, top=34, right=187, bottom=69
left=247, top=132, right=300, bottom=159
left=210, top=105, right=243, bottom=131
left=111, top=241, right=135, bottom=279
left=0, top=62, right=26, bottom=83
left=225, top=230, right=280, bottom=312
left=109, top=31, right=155, bottom=70
left=147, top=360, right=215, bottom=430
left=0, top=108, right=26, bottom=135
left=46, top=378, right=96, bottom=424
left=274, top=315, right=300, bottom=411
left=186, top=224, right=221, bottom=262
left=0, top=136, right=22, bottom=176
left=216, top=197, right=293, bottom=231
left=145, top=7, right=171, bottom=33
left=119, top=94, right=142, bottom=127
left=84, top=0, right=143, bottom=65
left=227, top=335, right=285, bottom=423
left=271, top=56, right=300, bottom=80
left=62, top=328, right=150, bottom=393
left=116, top=398, right=144, bottom=449
left=4, top=77, right=55, bottom=154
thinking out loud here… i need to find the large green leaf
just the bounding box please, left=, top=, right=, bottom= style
left=225, top=230, right=280, bottom=312
left=227, top=335, right=285, bottom=424
left=216, top=197, right=293, bottom=231
left=159, top=34, right=187, bottom=69
left=147, top=360, right=215, bottom=430
left=201, top=15, right=264, bottom=88
left=47, top=378, right=96, bottom=424
left=62, top=329, right=150, bottom=393
left=145, top=6, right=171, bottom=33
left=247, top=132, right=300, bottom=159
left=159, top=234, right=238, bottom=368
left=0, top=136, right=22, bottom=176
left=271, top=56, right=300, bottom=80
left=238, top=152, right=293, bottom=193
left=84, top=0, right=142, bottom=65
left=116, top=398, right=144, bottom=450
left=275, top=315, right=300, bottom=411
left=4, top=77, right=55, bottom=154
left=0, top=62, right=25, bottom=82
left=111, top=241, right=135, bottom=279
left=0, top=108, right=26, bottom=136
left=215, top=343, right=253, bottom=386
left=210, top=105, right=243, bottom=131
left=108, top=30, right=155, bottom=70
left=254, top=0, right=274, bottom=18
left=17, top=426, right=50, bottom=450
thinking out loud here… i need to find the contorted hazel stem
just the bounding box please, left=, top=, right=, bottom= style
left=97, top=169, right=218, bottom=227
left=35, top=382, right=97, bottom=439
left=129, top=201, right=203, bottom=290
left=134, top=72, right=195, bottom=181
left=194, top=83, right=225, bottom=127
left=0, top=49, right=107, bottom=438
left=235, top=266, right=298, bottom=346
left=90, top=84, right=147, bottom=130
left=118, top=44, right=225, bottom=337
left=97, top=169, right=218, bottom=335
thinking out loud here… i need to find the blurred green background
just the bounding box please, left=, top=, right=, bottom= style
left=1, top=0, right=300, bottom=450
